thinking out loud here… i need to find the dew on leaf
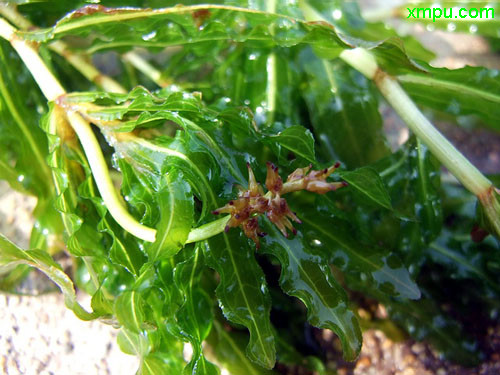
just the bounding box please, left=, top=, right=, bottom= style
left=332, top=9, right=342, bottom=20
left=141, top=30, right=157, bottom=41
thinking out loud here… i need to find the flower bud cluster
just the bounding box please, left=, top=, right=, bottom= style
left=213, top=162, right=347, bottom=247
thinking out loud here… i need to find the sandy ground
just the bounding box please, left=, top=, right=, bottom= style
left=0, top=182, right=139, bottom=375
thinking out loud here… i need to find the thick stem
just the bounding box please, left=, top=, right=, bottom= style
left=340, top=48, right=492, bottom=196
left=340, top=48, right=500, bottom=237
left=300, top=0, right=500, bottom=236
left=0, top=18, right=64, bottom=101
left=64, top=111, right=157, bottom=242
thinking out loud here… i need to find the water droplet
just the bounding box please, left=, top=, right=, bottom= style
left=141, top=30, right=157, bottom=41
left=260, top=283, right=267, bottom=294
left=447, top=23, right=456, bottom=32
left=469, top=25, right=478, bottom=33
left=255, top=106, right=264, bottom=115
left=42, top=228, right=49, bottom=236
left=223, top=97, right=231, bottom=103
left=312, top=239, right=322, bottom=246
left=426, top=24, right=435, bottom=32
left=169, top=84, right=180, bottom=92
left=244, top=99, right=250, bottom=106
left=248, top=53, right=257, bottom=61
left=17, top=175, right=25, bottom=182
left=332, top=9, right=342, bottom=20
left=124, top=195, right=130, bottom=202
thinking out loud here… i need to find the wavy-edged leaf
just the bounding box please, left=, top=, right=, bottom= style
left=204, top=231, right=276, bottom=369
left=207, top=321, right=276, bottom=375
left=0, top=233, right=98, bottom=320
left=173, top=245, right=219, bottom=375
left=260, top=223, right=362, bottom=361
left=63, top=88, right=247, bottom=186
left=300, top=208, right=420, bottom=300
left=399, top=64, right=500, bottom=130
left=339, top=166, right=392, bottom=210
left=23, top=5, right=348, bottom=56
left=107, top=110, right=274, bottom=368
left=115, top=290, right=145, bottom=333
left=147, top=171, right=194, bottom=261
left=117, top=327, right=149, bottom=357
left=262, top=125, right=316, bottom=164
left=373, top=137, right=442, bottom=265
left=40, top=104, right=106, bottom=257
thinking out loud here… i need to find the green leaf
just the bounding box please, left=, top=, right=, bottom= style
left=300, top=57, right=390, bottom=168
left=24, top=5, right=348, bottom=56
left=204, top=231, right=276, bottom=369
left=339, top=166, right=392, bottom=210
left=0, top=233, right=98, bottom=320
left=411, top=138, right=442, bottom=242
left=299, top=209, right=420, bottom=300
left=207, top=321, right=276, bottom=375
left=115, top=290, right=145, bottom=333
left=399, top=63, right=500, bottom=130
left=0, top=40, right=52, bottom=197
left=141, top=353, right=185, bottom=375
left=304, top=0, right=435, bottom=62
left=260, top=223, right=362, bottom=361
left=172, top=245, right=219, bottom=375
left=372, top=137, right=442, bottom=265
left=262, top=125, right=316, bottom=164
left=147, top=171, right=194, bottom=261
left=117, top=327, right=150, bottom=357
left=40, top=104, right=107, bottom=258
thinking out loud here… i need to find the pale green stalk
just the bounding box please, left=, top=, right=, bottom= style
left=123, top=51, right=170, bottom=87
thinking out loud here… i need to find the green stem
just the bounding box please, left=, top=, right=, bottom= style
left=0, top=18, right=64, bottom=101
left=186, top=216, right=231, bottom=243
left=123, top=51, right=170, bottom=87
left=64, top=111, right=157, bottom=242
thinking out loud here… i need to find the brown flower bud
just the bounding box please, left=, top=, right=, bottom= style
left=265, top=162, right=283, bottom=194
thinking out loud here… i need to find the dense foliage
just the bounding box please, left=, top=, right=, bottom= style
left=0, top=1, right=499, bottom=373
